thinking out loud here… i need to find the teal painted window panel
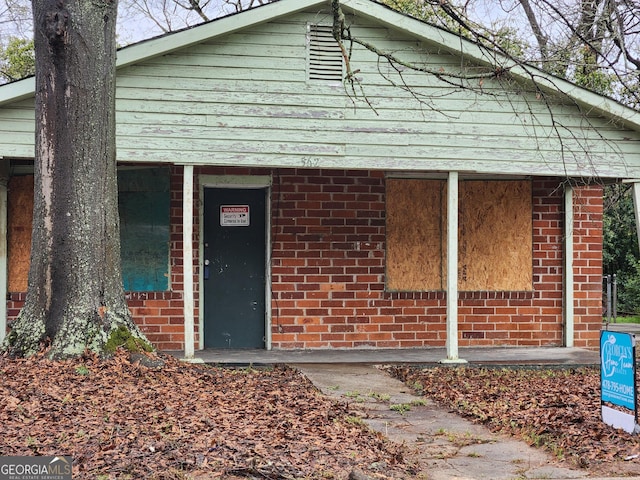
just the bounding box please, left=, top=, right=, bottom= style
left=118, top=167, right=170, bottom=291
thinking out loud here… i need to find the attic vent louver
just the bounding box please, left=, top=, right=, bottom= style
left=308, top=24, right=343, bottom=81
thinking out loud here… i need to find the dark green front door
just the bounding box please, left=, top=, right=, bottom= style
left=203, top=187, right=266, bottom=349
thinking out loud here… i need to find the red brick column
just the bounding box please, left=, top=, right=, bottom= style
left=572, top=184, right=604, bottom=348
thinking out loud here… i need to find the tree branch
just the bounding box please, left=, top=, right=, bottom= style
left=517, top=0, right=549, bottom=62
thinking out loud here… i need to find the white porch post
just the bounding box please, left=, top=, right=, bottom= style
left=441, top=171, right=466, bottom=363
left=0, top=161, right=8, bottom=344
left=564, top=185, right=574, bottom=347
left=183, top=165, right=195, bottom=359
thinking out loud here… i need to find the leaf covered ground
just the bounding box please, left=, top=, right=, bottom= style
left=388, top=365, right=640, bottom=476
left=3, top=353, right=640, bottom=479
left=0, top=351, right=411, bottom=479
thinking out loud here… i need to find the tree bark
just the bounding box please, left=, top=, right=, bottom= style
left=3, top=0, right=147, bottom=358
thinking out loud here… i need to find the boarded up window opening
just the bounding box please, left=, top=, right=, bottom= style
left=8, top=175, right=34, bottom=292
left=386, top=178, right=533, bottom=292
left=387, top=179, right=445, bottom=291
left=307, top=24, right=343, bottom=81
left=118, top=167, right=170, bottom=291
left=7, top=168, right=170, bottom=293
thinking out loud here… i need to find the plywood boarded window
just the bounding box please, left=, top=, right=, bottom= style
left=386, top=178, right=533, bottom=291
left=387, top=179, right=445, bottom=290
left=8, top=175, right=34, bottom=292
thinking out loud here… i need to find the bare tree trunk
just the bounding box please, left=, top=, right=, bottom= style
left=3, top=0, right=148, bottom=358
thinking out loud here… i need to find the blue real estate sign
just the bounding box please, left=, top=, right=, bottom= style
left=601, top=330, right=636, bottom=411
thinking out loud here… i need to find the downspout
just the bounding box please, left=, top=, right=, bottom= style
left=183, top=165, right=195, bottom=360
left=441, top=171, right=466, bottom=363
left=564, top=185, right=574, bottom=347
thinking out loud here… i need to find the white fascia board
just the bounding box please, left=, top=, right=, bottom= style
left=0, top=0, right=326, bottom=106
left=342, top=0, right=640, bottom=132
left=115, top=0, right=326, bottom=69
left=0, top=77, right=34, bottom=107
left=1, top=0, right=638, bottom=133
left=507, top=65, right=640, bottom=131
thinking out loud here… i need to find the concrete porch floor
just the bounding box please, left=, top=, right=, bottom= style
left=166, top=345, right=602, bottom=366
left=165, top=324, right=640, bottom=366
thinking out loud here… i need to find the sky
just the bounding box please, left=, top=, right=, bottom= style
left=117, top=0, right=269, bottom=45
left=110, top=0, right=521, bottom=47
left=0, top=0, right=244, bottom=47
left=0, top=0, right=521, bottom=48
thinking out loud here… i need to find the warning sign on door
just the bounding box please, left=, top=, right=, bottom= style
left=220, top=205, right=250, bottom=226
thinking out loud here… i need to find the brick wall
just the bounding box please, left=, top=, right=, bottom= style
left=6, top=166, right=200, bottom=353
left=5, top=168, right=603, bottom=350
left=134, top=166, right=200, bottom=351
left=268, top=171, right=602, bottom=349
left=572, top=184, right=605, bottom=347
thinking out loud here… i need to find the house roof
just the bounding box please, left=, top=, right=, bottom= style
left=0, top=0, right=638, bottom=130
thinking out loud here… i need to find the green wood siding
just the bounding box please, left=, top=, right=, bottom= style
left=0, top=5, right=638, bottom=178
left=0, top=99, right=35, bottom=158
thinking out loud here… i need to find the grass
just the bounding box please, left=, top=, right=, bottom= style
left=368, top=392, right=391, bottom=402
left=390, top=403, right=412, bottom=414
left=344, top=415, right=365, bottom=425
left=610, top=315, right=640, bottom=323
left=344, top=391, right=366, bottom=402
left=434, top=429, right=491, bottom=448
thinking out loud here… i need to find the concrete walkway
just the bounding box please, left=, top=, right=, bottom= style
left=173, top=346, right=640, bottom=479
left=295, top=364, right=595, bottom=480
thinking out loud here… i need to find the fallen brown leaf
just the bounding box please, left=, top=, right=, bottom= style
left=387, top=365, right=640, bottom=476
left=0, top=351, right=410, bottom=479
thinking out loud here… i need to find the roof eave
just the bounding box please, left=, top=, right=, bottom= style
left=115, top=0, right=326, bottom=68
left=0, top=77, right=34, bottom=107
left=342, top=0, right=640, bottom=132
left=0, top=0, right=327, bottom=107
left=0, top=0, right=637, bottom=131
